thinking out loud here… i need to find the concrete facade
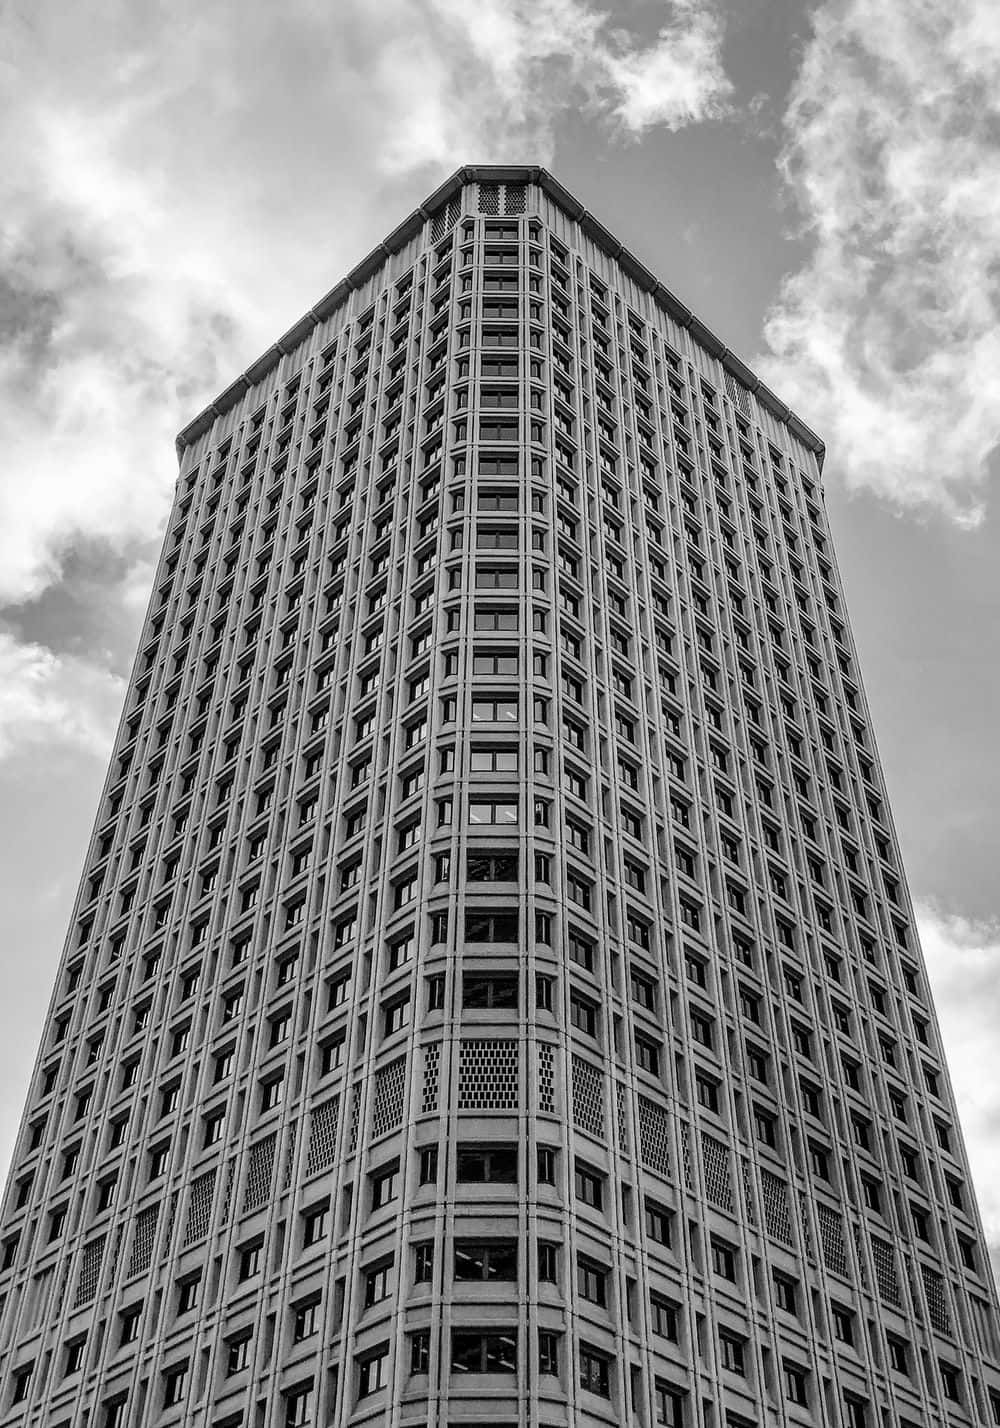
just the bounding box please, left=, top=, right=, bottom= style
left=1, top=167, right=998, bottom=1428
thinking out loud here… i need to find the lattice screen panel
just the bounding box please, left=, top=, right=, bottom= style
left=183, top=1168, right=217, bottom=1247
left=372, top=1055, right=407, bottom=1137
left=571, top=1055, right=604, bottom=1137
left=306, top=1098, right=340, bottom=1176
left=459, top=1040, right=519, bottom=1111
left=637, top=1096, right=671, bottom=1179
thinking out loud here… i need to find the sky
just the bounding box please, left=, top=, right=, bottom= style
left=2, top=0, right=999, bottom=1278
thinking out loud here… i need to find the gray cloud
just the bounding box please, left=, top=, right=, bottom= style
left=0, top=0, right=730, bottom=753
left=916, top=901, right=1000, bottom=1283
left=758, top=0, right=1000, bottom=524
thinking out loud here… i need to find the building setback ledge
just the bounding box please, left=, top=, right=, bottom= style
left=175, top=164, right=825, bottom=470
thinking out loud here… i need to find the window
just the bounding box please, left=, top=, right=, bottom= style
left=832, top=1302, right=854, bottom=1344
left=887, top=1335, right=908, bottom=1374
left=538, top=1241, right=558, bottom=1281
left=238, top=1240, right=262, bottom=1280
left=364, top=1258, right=393, bottom=1306
left=579, top=1343, right=611, bottom=1397
left=773, top=1271, right=797, bottom=1314
left=468, top=799, right=518, bottom=825
left=655, top=1383, right=685, bottom=1427
left=358, top=1346, right=390, bottom=1396
left=302, top=1202, right=328, bottom=1246
left=414, top=1241, right=434, bottom=1283
left=456, top=1144, right=518, bottom=1183
left=451, top=1329, right=517, bottom=1374
left=719, top=1330, right=745, bottom=1375
left=651, top=1293, right=678, bottom=1339
left=292, top=1299, right=319, bottom=1343
left=463, top=971, right=518, bottom=1008
left=939, top=1362, right=961, bottom=1402
left=455, top=1240, right=518, bottom=1281
left=570, top=991, right=598, bottom=1036
left=11, top=1363, right=33, bottom=1404
left=284, top=1385, right=314, bottom=1426
left=645, top=1200, right=672, bottom=1246
left=163, top=1361, right=187, bottom=1408
left=65, top=1336, right=87, bottom=1375
left=177, top=1274, right=200, bottom=1314
left=104, top=1397, right=128, bottom=1428
left=465, top=910, right=518, bottom=942
left=574, top=1162, right=604, bottom=1209
left=410, top=1329, right=431, bottom=1375
left=578, top=1256, right=607, bottom=1305
left=371, top=1162, right=399, bottom=1208
left=467, top=850, right=518, bottom=881
left=536, top=1145, right=556, bottom=1184
left=119, top=1302, right=142, bottom=1345
left=783, top=1362, right=808, bottom=1407
left=711, top=1239, right=736, bottom=1280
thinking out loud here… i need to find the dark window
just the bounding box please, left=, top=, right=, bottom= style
left=451, top=1329, right=517, bottom=1374
left=462, top=972, right=519, bottom=1008
left=456, top=1144, right=518, bottom=1183
left=454, top=1240, right=518, bottom=1281
left=574, top=1162, right=603, bottom=1209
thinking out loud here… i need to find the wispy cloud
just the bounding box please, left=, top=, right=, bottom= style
left=915, top=900, right=1000, bottom=1280
left=0, top=0, right=729, bottom=747
left=759, top=0, right=1000, bottom=525
left=0, top=631, right=123, bottom=760
left=1, top=0, right=730, bottom=605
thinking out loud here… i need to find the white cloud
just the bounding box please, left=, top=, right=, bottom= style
left=0, top=631, right=123, bottom=761
left=0, top=0, right=730, bottom=615
left=915, top=900, right=1000, bottom=1279
left=759, top=0, right=1000, bottom=525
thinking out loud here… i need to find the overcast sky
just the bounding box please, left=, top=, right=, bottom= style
left=2, top=0, right=999, bottom=1278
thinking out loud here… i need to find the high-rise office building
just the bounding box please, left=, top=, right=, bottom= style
left=1, top=165, right=997, bottom=1428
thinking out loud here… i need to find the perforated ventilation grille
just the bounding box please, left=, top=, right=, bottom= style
left=505, top=184, right=526, bottom=214
left=243, top=1133, right=276, bottom=1213
left=163, top=1192, right=178, bottom=1253
left=921, top=1265, right=950, bottom=1333
left=422, top=1042, right=441, bottom=1114
left=571, top=1055, right=604, bottom=1137
left=741, top=1159, right=757, bottom=1228
left=479, top=183, right=501, bottom=215
left=220, top=1158, right=236, bottom=1223
left=798, top=1190, right=814, bottom=1263
left=725, top=370, right=751, bottom=416
left=349, top=1084, right=362, bottom=1152
left=127, top=1205, right=159, bottom=1277
left=871, top=1236, right=902, bottom=1306
left=183, top=1168, right=217, bottom=1247
left=679, top=1120, right=693, bottom=1187
left=73, top=1235, right=105, bottom=1308
left=615, top=1081, right=629, bottom=1155
left=306, top=1098, right=340, bottom=1176
left=816, top=1202, right=846, bottom=1274
left=282, top=1121, right=297, bottom=1190
left=851, top=1223, right=869, bottom=1289
left=459, top=1040, right=519, bottom=1110
left=760, top=1169, right=793, bottom=1246
left=537, top=1043, right=555, bottom=1114
left=701, top=1133, right=733, bottom=1211
left=372, top=1055, right=407, bottom=1137
left=431, top=196, right=462, bottom=242
left=638, top=1096, right=671, bottom=1178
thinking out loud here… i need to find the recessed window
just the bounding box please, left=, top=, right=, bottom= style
left=451, top=1329, right=517, bottom=1374
left=456, top=1143, right=519, bottom=1183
